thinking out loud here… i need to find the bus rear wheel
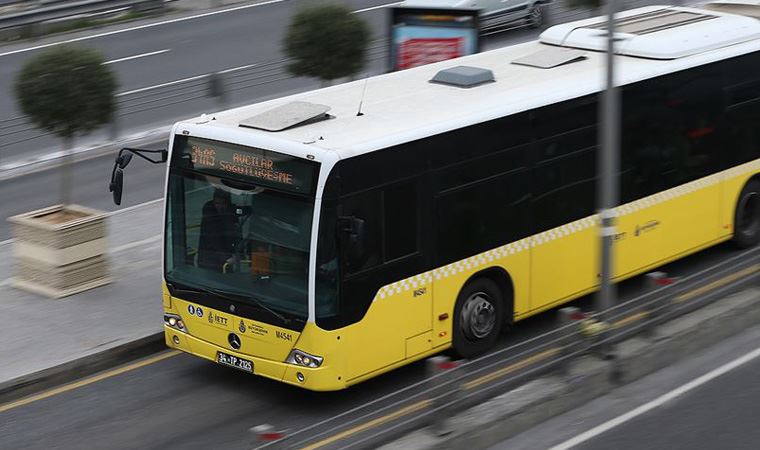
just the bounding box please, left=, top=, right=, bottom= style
left=733, top=180, right=760, bottom=248
left=452, top=278, right=504, bottom=358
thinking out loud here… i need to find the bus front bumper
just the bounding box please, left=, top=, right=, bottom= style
left=163, top=326, right=345, bottom=391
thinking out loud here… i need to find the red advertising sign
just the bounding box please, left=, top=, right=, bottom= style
left=389, top=7, right=480, bottom=72
left=398, top=37, right=464, bottom=70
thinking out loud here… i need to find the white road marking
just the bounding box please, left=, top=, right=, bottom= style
left=103, top=49, right=170, bottom=65
left=110, top=198, right=163, bottom=215
left=548, top=346, right=760, bottom=450
left=116, top=62, right=257, bottom=96
left=111, top=234, right=161, bottom=253
left=116, top=73, right=208, bottom=96
left=0, top=0, right=287, bottom=58
left=218, top=63, right=257, bottom=74
left=353, top=2, right=403, bottom=14
left=0, top=0, right=398, bottom=59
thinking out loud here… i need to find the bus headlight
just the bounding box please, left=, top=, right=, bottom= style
left=286, top=349, right=323, bottom=368
left=164, top=313, right=187, bottom=333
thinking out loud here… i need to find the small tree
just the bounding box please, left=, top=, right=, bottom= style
left=15, top=45, right=116, bottom=206
left=284, top=4, right=370, bottom=85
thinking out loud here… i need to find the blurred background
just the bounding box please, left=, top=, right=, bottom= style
left=2, top=1, right=760, bottom=449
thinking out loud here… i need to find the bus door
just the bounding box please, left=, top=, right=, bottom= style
left=338, top=180, right=432, bottom=380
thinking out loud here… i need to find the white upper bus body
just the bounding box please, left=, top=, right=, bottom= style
left=175, top=4, right=760, bottom=172
left=704, top=0, right=760, bottom=18
left=171, top=5, right=760, bottom=321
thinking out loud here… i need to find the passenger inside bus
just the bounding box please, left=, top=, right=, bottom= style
left=197, top=188, right=241, bottom=272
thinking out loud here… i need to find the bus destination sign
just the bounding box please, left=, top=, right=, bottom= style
left=174, top=136, right=318, bottom=193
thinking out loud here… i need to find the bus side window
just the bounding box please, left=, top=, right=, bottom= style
left=434, top=169, right=530, bottom=265
left=384, top=182, right=418, bottom=261
left=532, top=129, right=597, bottom=232
left=722, top=51, right=760, bottom=166
left=621, top=62, right=724, bottom=203
left=340, top=190, right=383, bottom=274
left=340, top=182, right=420, bottom=275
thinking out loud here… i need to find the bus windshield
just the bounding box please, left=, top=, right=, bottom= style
left=165, top=169, right=315, bottom=322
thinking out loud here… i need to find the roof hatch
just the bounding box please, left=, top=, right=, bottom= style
left=512, top=47, right=587, bottom=69
left=430, top=66, right=495, bottom=88
left=239, top=101, right=332, bottom=131
left=539, top=5, right=760, bottom=59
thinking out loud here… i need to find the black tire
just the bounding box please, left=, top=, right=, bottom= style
left=733, top=180, right=760, bottom=248
left=527, top=3, right=544, bottom=29
left=452, top=278, right=505, bottom=358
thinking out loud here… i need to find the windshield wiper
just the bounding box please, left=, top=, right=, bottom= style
left=167, top=283, right=291, bottom=325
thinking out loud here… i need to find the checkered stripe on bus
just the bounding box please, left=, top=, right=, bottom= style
left=374, top=160, right=760, bottom=301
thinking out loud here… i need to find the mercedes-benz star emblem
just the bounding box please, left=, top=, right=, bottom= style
left=228, top=333, right=241, bottom=350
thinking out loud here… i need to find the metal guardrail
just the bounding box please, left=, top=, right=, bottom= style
left=0, top=0, right=164, bottom=30
left=252, top=244, right=760, bottom=450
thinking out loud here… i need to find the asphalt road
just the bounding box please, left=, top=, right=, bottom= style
left=0, top=0, right=394, bottom=165
left=0, top=241, right=751, bottom=450
left=0, top=148, right=166, bottom=240
left=490, top=322, right=760, bottom=450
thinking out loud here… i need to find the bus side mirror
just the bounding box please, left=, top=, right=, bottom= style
left=107, top=147, right=167, bottom=205
left=116, top=152, right=133, bottom=169
left=338, top=216, right=366, bottom=264
left=110, top=168, right=124, bottom=205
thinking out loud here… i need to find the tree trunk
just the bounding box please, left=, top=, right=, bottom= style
left=60, top=136, right=73, bottom=206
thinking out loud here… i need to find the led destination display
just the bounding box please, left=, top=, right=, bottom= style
left=173, top=136, right=318, bottom=194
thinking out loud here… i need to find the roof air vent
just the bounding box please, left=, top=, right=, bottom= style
left=430, top=66, right=495, bottom=88
left=239, top=101, right=332, bottom=131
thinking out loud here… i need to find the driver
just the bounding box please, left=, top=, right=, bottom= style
left=198, top=188, right=241, bottom=272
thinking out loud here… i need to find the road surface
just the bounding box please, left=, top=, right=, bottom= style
left=490, top=323, right=760, bottom=450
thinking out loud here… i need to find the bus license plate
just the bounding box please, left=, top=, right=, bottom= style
left=216, top=352, right=253, bottom=373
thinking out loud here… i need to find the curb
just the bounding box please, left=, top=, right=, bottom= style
left=0, top=127, right=170, bottom=182
left=381, top=287, right=760, bottom=450
left=0, top=331, right=166, bottom=405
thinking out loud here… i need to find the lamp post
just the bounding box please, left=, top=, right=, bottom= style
left=597, top=0, right=620, bottom=354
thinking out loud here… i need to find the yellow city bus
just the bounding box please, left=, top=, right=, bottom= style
left=114, top=5, right=760, bottom=390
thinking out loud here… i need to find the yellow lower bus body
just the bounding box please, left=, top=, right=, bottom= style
left=164, top=162, right=759, bottom=390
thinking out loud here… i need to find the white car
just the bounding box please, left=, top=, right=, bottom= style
left=399, top=0, right=548, bottom=30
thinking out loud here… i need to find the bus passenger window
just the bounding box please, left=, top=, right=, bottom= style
left=384, top=182, right=418, bottom=261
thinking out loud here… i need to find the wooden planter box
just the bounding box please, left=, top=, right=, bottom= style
left=7, top=204, right=111, bottom=298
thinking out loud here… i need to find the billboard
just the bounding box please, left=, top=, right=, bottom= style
left=389, top=7, right=481, bottom=72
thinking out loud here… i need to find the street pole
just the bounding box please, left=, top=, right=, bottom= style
left=597, top=0, right=620, bottom=355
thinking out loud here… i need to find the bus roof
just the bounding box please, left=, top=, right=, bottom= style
left=185, top=5, right=760, bottom=160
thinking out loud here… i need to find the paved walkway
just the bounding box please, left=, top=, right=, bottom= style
left=0, top=200, right=164, bottom=385
left=0, top=0, right=273, bottom=390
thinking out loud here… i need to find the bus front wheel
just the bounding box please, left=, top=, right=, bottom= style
left=733, top=180, right=760, bottom=248
left=452, top=278, right=504, bottom=358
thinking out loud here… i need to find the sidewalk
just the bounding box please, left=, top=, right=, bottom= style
left=0, top=0, right=270, bottom=397
left=0, top=199, right=164, bottom=388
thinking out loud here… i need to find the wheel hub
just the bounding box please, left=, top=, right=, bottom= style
left=460, top=292, right=496, bottom=340
left=738, top=192, right=760, bottom=238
